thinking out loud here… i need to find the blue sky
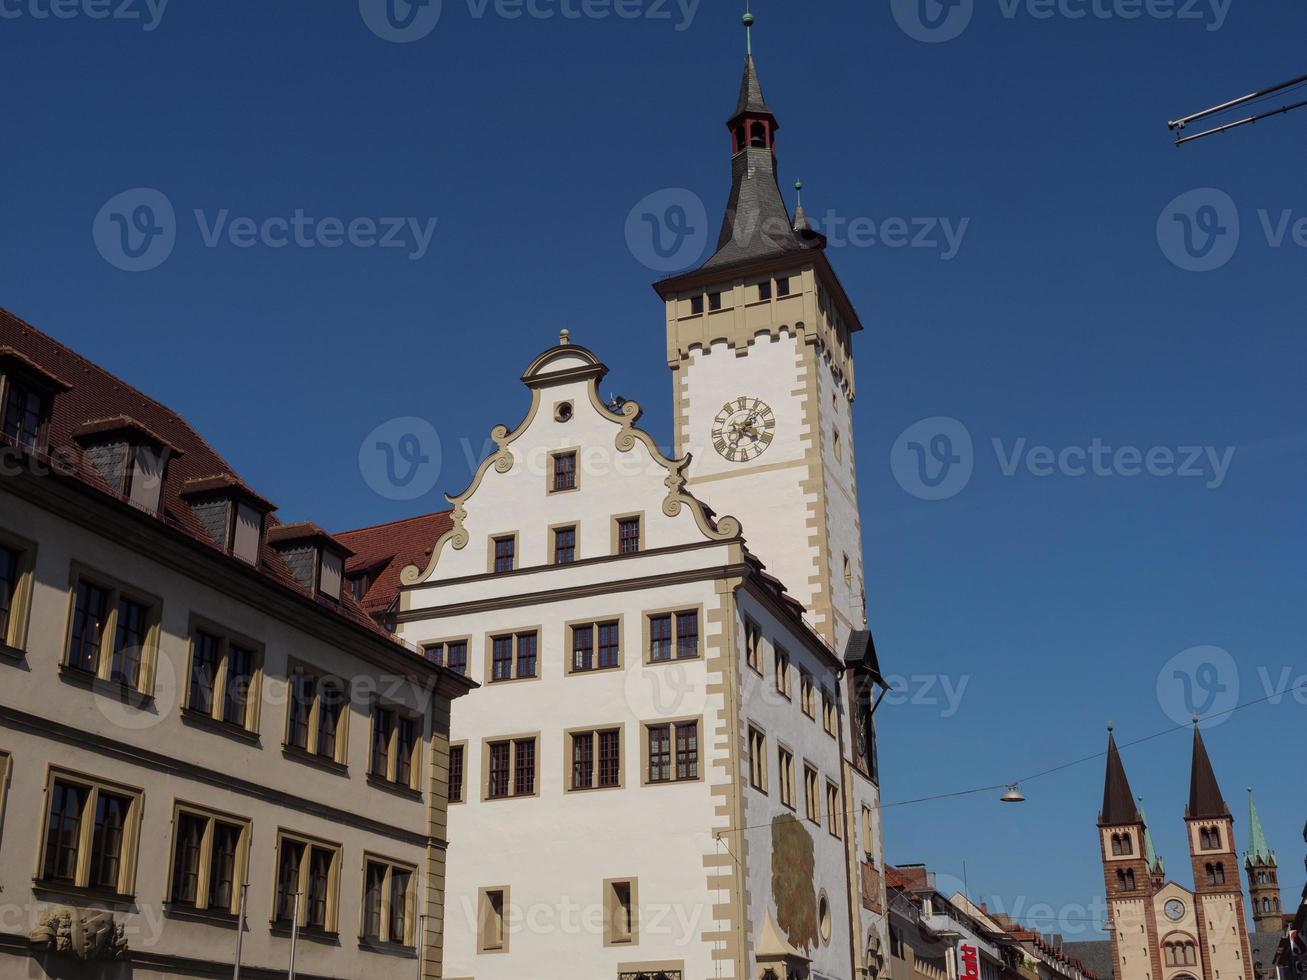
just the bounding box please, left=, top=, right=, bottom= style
left=3, top=0, right=1304, bottom=937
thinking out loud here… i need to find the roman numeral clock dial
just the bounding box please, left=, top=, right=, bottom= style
left=711, top=397, right=776, bottom=463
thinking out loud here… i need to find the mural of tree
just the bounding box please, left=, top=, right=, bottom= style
left=770, top=812, right=818, bottom=950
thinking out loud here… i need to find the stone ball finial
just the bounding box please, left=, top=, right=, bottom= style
left=559, top=328, right=570, bottom=346
left=743, top=11, right=754, bottom=28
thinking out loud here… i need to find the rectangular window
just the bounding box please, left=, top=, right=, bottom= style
left=485, top=736, right=538, bottom=799
left=617, top=516, right=641, bottom=555
left=804, top=764, right=820, bottom=824
left=800, top=670, right=816, bottom=719
left=776, top=276, right=791, bottom=297
left=186, top=624, right=263, bottom=733
left=39, top=772, right=142, bottom=895
left=64, top=571, right=157, bottom=691
left=369, top=704, right=421, bottom=792
left=863, top=805, right=875, bottom=859
left=604, top=878, right=638, bottom=946
left=273, top=832, right=340, bottom=933
left=445, top=640, right=468, bottom=675
left=778, top=746, right=796, bottom=809
left=492, top=535, right=516, bottom=574
left=2, top=381, right=45, bottom=450
left=822, top=689, right=838, bottom=738
left=571, top=620, right=620, bottom=672
left=110, top=597, right=148, bottom=688
left=283, top=663, right=347, bottom=763
left=570, top=727, right=622, bottom=790
left=758, top=280, right=772, bottom=301
left=748, top=725, right=767, bottom=793
left=690, top=294, right=704, bottom=315
left=745, top=619, right=762, bottom=673
left=448, top=744, right=465, bottom=803
left=361, top=857, right=415, bottom=947
left=552, top=450, right=577, bottom=492
left=648, top=610, right=699, bottom=662
left=478, top=887, right=508, bottom=953
left=708, top=291, right=722, bottom=312
left=68, top=580, right=110, bottom=674
left=647, top=721, right=698, bottom=783
left=168, top=804, right=249, bottom=914
left=553, top=525, right=577, bottom=565
left=826, top=780, right=842, bottom=838
left=774, top=648, right=791, bottom=699
left=489, top=631, right=538, bottom=682
left=0, top=545, right=18, bottom=646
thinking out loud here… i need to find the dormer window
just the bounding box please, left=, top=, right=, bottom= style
left=180, top=476, right=275, bottom=567
left=73, top=417, right=178, bottom=516
left=266, top=523, right=353, bottom=602
left=3, top=382, right=45, bottom=450
left=0, top=348, right=69, bottom=453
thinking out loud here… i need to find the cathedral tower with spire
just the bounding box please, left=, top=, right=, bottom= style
left=1244, top=788, right=1283, bottom=933
left=1095, top=726, right=1258, bottom=980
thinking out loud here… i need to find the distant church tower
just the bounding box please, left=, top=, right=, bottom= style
left=1244, top=788, right=1283, bottom=933
left=653, top=29, right=865, bottom=652
left=1097, top=725, right=1256, bottom=980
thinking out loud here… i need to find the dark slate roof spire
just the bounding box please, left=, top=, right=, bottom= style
left=698, top=15, right=824, bottom=275
left=1101, top=725, right=1142, bottom=826
left=1188, top=725, right=1229, bottom=818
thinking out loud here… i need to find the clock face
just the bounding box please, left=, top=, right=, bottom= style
left=1165, top=899, right=1186, bottom=921
left=712, top=397, right=775, bottom=463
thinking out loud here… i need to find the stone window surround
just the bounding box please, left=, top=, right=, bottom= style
left=564, top=722, right=627, bottom=793
left=483, top=627, right=542, bottom=686
left=486, top=532, right=519, bottom=575
left=611, top=511, right=645, bottom=555
left=184, top=613, right=266, bottom=739
left=641, top=605, right=703, bottom=666
left=358, top=850, right=419, bottom=949
left=163, top=798, right=252, bottom=917
left=776, top=741, right=796, bottom=811
left=639, top=715, right=703, bottom=787
left=0, top=526, right=36, bottom=656
left=281, top=657, right=350, bottom=767
left=35, top=765, right=144, bottom=898
left=603, top=875, right=640, bottom=947
left=447, top=740, right=468, bottom=805
left=61, top=561, right=163, bottom=697
left=367, top=697, right=424, bottom=796
left=479, top=732, right=541, bottom=802
left=564, top=614, right=625, bottom=676
left=270, top=827, right=343, bottom=935
left=747, top=723, right=768, bottom=795
left=477, top=884, right=510, bottom=954
left=548, top=521, right=580, bottom=566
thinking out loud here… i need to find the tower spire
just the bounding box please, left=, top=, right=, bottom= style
left=1187, top=725, right=1229, bottom=818
left=1246, top=788, right=1274, bottom=863
left=1138, top=797, right=1165, bottom=876
left=744, top=1, right=753, bottom=56
left=1101, top=727, right=1142, bottom=825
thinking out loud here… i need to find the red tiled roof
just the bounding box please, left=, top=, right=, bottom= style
left=337, top=510, right=453, bottom=615
left=0, top=305, right=385, bottom=638
left=267, top=521, right=354, bottom=556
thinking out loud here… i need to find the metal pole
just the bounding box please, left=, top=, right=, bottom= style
left=1174, top=97, right=1307, bottom=145
left=233, top=883, right=248, bottom=980
left=416, top=913, right=427, bottom=980
left=288, top=892, right=300, bottom=980
left=1168, top=73, right=1307, bottom=132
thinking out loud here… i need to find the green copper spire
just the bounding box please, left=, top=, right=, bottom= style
left=1138, top=797, right=1165, bottom=875
left=1246, top=787, right=1274, bottom=864
left=743, top=2, right=754, bottom=56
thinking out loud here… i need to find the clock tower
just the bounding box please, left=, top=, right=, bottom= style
left=653, top=30, right=866, bottom=651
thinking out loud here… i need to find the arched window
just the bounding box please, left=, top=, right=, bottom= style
left=1263, top=899, right=1271, bottom=913
left=1273, top=897, right=1280, bottom=912
left=749, top=121, right=767, bottom=148
left=1122, top=834, right=1133, bottom=855
left=1215, top=863, right=1226, bottom=884
left=1165, top=945, right=1177, bottom=966
left=1257, top=872, right=1267, bottom=884
left=1206, top=863, right=1216, bottom=885
left=1124, top=869, right=1136, bottom=891
left=1184, top=944, right=1197, bottom=966
left=1112, top=834, right=1123, bottom=856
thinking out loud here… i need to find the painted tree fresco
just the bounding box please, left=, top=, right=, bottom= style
left=771, top=812, right=819, bottom=950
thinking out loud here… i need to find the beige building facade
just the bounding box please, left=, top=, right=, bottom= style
left=0, top=312, right=473, bottom=979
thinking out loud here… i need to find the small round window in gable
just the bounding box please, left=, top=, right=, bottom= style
left=554, top=401, right=574, bottom=423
